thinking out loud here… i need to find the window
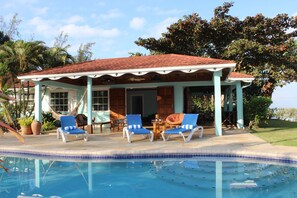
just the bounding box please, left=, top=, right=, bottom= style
left=50, top=92, right=68, bottom=112
left=92, top=90, right=108, bottom=111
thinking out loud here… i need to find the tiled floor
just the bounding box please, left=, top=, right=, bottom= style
left=1, top=127, right=297, bottom=163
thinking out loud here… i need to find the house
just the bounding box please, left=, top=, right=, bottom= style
left=17, top=54, right=254, bottom=135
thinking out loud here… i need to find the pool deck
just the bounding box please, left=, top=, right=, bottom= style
left=0, top=128, right=297, bottom=163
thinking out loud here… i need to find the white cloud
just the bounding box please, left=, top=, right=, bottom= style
left=3, top=0, right=38, bottom=8
left=64, top=15, right=84, bottom=24
left=28, top=17, right=58, bottom=37
left=34, top=7, right=48, bottom=15
left=28, top=16, right=120, bottom=40
left=129, top=17, right=145, bottom=30
left=59, top=24, right=120, bottom=38
left=147, top=17, right=178, bottom=38
left=99, top=9, right=123, bottom=20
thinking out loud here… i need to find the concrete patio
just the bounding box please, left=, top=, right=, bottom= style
left=0, top=127, right=297, bottom=163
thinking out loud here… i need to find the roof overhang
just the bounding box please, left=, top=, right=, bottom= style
left=18, top=63, right=236, bottom=82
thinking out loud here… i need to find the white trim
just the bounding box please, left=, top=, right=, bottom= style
left=227, top=77, right=255, bottom=82
left=18, top=63, right=236, bottom=81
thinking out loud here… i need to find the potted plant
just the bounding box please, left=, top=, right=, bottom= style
left=31, top=120, right=42, bottom=135
left=18, top=117, right=33, bottom=135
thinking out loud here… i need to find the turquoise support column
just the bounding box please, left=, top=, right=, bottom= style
left=34, top=81, right=42, bottom=122
left=228, top=86, right=233, bottom=112
left=34, top=159, right=40, bottom=188
left=174, top=85, right=183, bottom=113
left=88, top=162, right=93, bottom=191
left=216, top=161, right=223, bottom=198
left=87, top=77, right=93, bottom=125
left=213, top=71, right=222, bottom=136
left=236, top=81, right=244, bottom=128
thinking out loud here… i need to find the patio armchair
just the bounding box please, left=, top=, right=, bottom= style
left=75, top=114, right=88, bottom=129
left=110, top=118, right=126, bottom=132
left=57, top=115, right=88, bottom=143
left=110, top=111, right=126, bottom=132
left=123, top=114, right=154, bottom=143
left=161, top=114, right=203, bottom=142
left=165, top=113, right=184, bottom=129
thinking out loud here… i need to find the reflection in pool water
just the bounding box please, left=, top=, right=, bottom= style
left=0, top=157, right=297, bottom=198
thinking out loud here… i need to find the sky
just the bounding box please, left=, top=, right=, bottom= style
left=1, top=0, right=297, bottom=108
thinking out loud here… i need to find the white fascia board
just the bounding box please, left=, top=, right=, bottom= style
left=18, top=63, right=236, bottom=81
left=227, top=77, right=255, bottom=82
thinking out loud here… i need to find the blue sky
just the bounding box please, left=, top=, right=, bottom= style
left=1, top=0, right=297, bottom=108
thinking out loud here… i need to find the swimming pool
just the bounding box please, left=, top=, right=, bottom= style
left=1, top=156, right=297, bottom=198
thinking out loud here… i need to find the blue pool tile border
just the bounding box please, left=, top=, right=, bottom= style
left=0, top=150, right=297, bottom=164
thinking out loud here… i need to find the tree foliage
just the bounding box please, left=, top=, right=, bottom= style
left=75, top=42, right=95, bottom=63
left=0, top=16, right=97, bottom=126
left=244, top=96, right=273, bottom=128
left=135, top=2, right=297, bottom=96
left=0, top=13, right=22, bottom=40
left=43, top=32, right=75, bottom=68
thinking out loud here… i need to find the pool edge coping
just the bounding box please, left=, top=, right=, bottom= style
left=1, top=148, right=297, bottom=165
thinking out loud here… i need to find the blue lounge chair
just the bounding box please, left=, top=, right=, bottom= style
left=123, top=114, right=154, bottom=143
left=57, top=115, right=88, bottom=143
left=161, top=114, right=203, bottom=142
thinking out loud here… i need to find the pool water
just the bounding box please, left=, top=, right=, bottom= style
left=1, top=157, right=297, bottom=198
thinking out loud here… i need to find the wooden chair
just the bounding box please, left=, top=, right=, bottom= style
left=110, top=118, right=126, bottom=132
left=110, top=111, right=125, bottom=132
left=75, top=114, right=88, bottom=129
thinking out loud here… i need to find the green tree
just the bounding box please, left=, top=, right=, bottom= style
left=0, top=31, right=10, bottom=45
left=135, top=2, right=297, bottom=96
left=0, top=13, right=22, bottom=40
left=0, top=40, right=46, bottom=118
left=43, top=32, right=75, bottom=68
left=75, top=42, right=95, bottom=63
left=244, top=96, right=272, bottom=128
left=0, top=40, right=46, bottom=74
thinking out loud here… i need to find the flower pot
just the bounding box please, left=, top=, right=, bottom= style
left=31, top=120, right=42, bottom=135
left=21, top=125, right=32, bottom=135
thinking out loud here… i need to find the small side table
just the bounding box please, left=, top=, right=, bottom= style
left=93, top=121, right=111, bottom=133
left=152, top=120, right=165, bottom=140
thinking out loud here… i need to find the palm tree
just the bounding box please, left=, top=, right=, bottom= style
left=0, top=40, right=46, bottom=118
left=0, top=40, right=46, bottom=74
left=43, top=46, right=75, bottom=69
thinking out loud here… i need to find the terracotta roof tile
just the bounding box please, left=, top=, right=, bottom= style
left=229, top=72, right=254, bottom=79
left=21, top=54, right=235, bottom=76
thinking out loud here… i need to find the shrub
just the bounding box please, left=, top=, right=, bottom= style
left=42, top=112, right=56, bottom=123
left=42, top=121, right=56, bottom=131
left=42, top=111, right=60, bottom=127
left=17, top=117, right=33, bottom=127
left=244, top=96, right=272, bottom=128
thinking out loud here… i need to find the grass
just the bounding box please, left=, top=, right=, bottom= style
left=251, top=119, right=297, bottom=147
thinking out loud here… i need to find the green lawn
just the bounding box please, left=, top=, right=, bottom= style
left=251, top=119, right=297, bottom=147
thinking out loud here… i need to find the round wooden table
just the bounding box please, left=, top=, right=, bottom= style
left=152, top=119, right=165, bottom=140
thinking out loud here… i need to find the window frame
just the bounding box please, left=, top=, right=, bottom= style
left=92, top=89, right=109, bottom=111
left=50, top=91, right=69, bottom=112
